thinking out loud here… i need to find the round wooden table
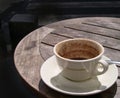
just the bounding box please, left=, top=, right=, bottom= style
left=14, top=17, right=120, bottom=98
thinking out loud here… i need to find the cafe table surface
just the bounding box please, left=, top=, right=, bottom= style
left=14, top=17, right=120, bottom=98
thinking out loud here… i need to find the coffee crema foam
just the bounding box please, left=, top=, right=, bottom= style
left=59, top=50, right=98, bottom=60
left=58, top=44, right=100, bottom=60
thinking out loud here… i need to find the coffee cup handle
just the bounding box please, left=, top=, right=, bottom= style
left=94, top=59, right=109, bottom=75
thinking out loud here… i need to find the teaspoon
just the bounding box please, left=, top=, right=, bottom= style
left=106, top=60, right=120, bottom=65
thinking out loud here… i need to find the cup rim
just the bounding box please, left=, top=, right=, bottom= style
left=54, top=38, right=104, bottom=62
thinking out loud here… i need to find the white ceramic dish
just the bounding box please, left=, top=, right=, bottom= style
left=40, top=55, right=118, bottom=96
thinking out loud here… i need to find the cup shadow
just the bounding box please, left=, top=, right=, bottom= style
left=50, top=73, right=105, bottom=93
left=39, top=79, right=117, bottom=98
left=39, top=72, right=117, bottom=98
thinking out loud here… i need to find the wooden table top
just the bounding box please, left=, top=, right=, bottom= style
left=14, top=17, right=120, bottom=98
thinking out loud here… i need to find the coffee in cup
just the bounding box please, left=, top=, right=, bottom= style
left=54, top=38, right=109, bottom=81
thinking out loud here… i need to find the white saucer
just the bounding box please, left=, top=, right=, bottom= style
left=40, top=55, right=118, bottom=96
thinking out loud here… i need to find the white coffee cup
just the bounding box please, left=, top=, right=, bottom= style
left=54, top=38, right=109, bottom=81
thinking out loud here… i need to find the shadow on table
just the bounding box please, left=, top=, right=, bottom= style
left=39, top=79, right=117, bottom=98
left=0, top=55, right=46, bottom=98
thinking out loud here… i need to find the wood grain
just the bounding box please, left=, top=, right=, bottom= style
left=14, top=27, right=54, bottom=91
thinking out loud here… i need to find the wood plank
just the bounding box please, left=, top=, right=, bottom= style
left=64, top=23, right=120, bottom=40
left=46, top=17, right=120, bottom=30
left=41, top=33, right=70, bottom=46
left=114, top=87, right=120, bottom=98
left=14, top=27, right=54, bottom=91
left=105, top=48, right=120, bottom=61
left=117, top=77, right=120, bottom=87
left=82, top=18, right=120, bottom=31
left=14, top=30, right=43, bottom=91
left=40, top=43, right=54, bottom=60
left=41, top=28, right=120, bottom=68
left=44, top=28, right=120, bottom=51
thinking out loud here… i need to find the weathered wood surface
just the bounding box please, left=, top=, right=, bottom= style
left=14, top=17, right=120, bottom=98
